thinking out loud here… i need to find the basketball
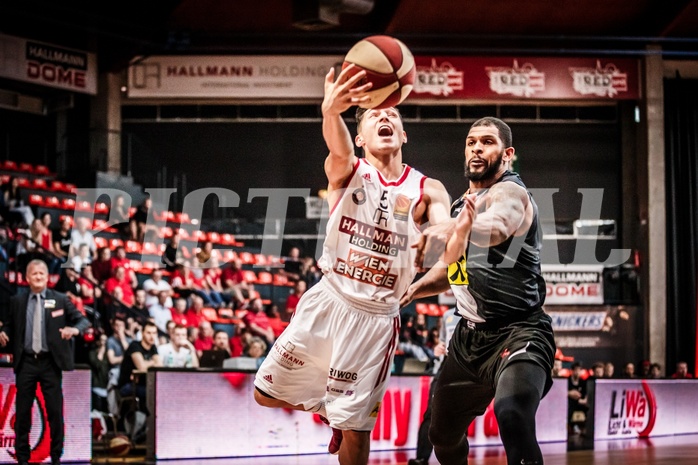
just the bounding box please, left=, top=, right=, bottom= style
left=342, top=35, right=416, bottom=109
left=108, top=434, right=132, bottom=456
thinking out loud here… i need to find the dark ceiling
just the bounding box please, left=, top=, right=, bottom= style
left=2, top=0, right=698, bottom=73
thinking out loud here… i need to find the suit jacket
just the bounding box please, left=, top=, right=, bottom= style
left=4, top=289, right=90, bottom=372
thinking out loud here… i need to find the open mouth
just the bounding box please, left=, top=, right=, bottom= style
left=378, top=125, right=393, bottom=137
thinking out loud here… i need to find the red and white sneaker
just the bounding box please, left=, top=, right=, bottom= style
left=319, top=416, right=343, bottom=455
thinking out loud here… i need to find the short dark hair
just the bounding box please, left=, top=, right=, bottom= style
left=470, top=117, right=513, bottom=148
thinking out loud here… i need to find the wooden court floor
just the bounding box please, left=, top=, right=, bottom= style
left=99, top=433, right=698, bottom=465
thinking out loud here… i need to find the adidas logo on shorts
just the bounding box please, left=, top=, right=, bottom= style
left=263, top=374, right=273, bottom=384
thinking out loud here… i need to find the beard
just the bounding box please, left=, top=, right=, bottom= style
left=464, top=150, right=504, bottom=181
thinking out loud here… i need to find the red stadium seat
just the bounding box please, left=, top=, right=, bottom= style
left=75, top=200, right=92, bottom=212
left=2, top=160, right=17, bottom=171
left=62, top=198, right=76, bottom=211
left=176, top=212, right=191, bottom=224
left=94, top=237, right=108, bottom=249
left=415, top=303, right=429, bottom=315
left=108, top=238, right=124, bottom=250
left=238, top=251, right=255, bottom=265
left=18, top=163, right=33, bottom=173
left=94, top=202, right=109, bottom=214
left=142, top=242, right=158, bottom=255
left=257, top=271, right=273, bottom=284
left=34, top=165, right=50, bottom=175
left=64, top=183, right=76, bottom=193
left=51, top=180, right=65, bottom=192
left=44, top=196, right=60, bottom=209
left=207, top=231, right=220, bottom=243
left=125, top=240, right=141, bottom=254
left=28, top=194, right=44, bottom=206
left=32, top=178, right=48, bottom=190
left=159, top=226, right=173, bottom=239
left=242, top=270, right=258, bottom=283
left=16, top=177, right=29, bottom=187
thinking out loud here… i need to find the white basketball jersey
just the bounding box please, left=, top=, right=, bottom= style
left=318, top=159, right=426, bottom=309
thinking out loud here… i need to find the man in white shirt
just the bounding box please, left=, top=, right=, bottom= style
left=148, top=290, right=173, bottom=337
left=69, top=217, right=96, bottom=260
left=142, top=269, right=173, bottom=308
left=158, top=325, right=198, bottom=368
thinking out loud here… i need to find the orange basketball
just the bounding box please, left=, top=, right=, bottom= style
left=342, top=35, right=416, bottom=109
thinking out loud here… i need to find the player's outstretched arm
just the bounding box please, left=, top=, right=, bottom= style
left=321, top=65, right=372, bottom=189
left=442, top=194, right=476, bottom=265
left=469, top=182, right=531, bottom=247
left=413, top=178, right=456, bottom=271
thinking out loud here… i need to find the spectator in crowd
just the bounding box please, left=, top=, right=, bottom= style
left=568, top=362, right=589, bottom=435
left=590, top=362, right=605, bottom=379
left=130, top=289, right=150, bottom=326
left=194, top=320, right=214, bottom=357
left=117, top=321, right=162, bottom=411
left=244, top=336, right=268, bottom=368
left=110, top=246, right=137, bottom=288
left=638, top=360, right=652, bottom=378
left=265, top=304, right=287, bottom=339
left=242, top=298, right=275, bottom=347
left=129, top=197, right=152, bottom=242
left=184, top=295, right=207, bottom=329
left=69, top=243, right=92, bottom=274
left=279, top=246, right=302, bottom=283
left=161, top=233, right=181, bottom=273
left=53, top=266, right=82, bottom=303
left=158, top=324, right=198, bottom=368
left=622, top=362, right=637, bottom=379
left=91, top=247, right=113, bottom=284
left=52, top=216, right=73, bottom=264
left=229, top=326, right=245, bottom=357
left=104, top=286, right=130, bottom=323
left=148, top=290, right=173, bottom=338
left=671, top=361, right=694, bottom=379
left=104, top=266, right=135, bottom=307
left=31, top=216, right=61, bottom=274
left=69, top=217, right=97, bottom=261
left=111, top=194, right=131, bottom=239
left=300, top=256, right=322, bottom=289
left=170, top=297, right=189, bottom=327
left=186, top=326, right=199, bottom=347
left=125, top=317, right=142, bottom=342
left=202, top=255, right=230, bottom=308
left=604, top=362, right=615, bottom=378
left=142, top=269, right=173, bottom=308
left=283, top=280, right=306, bottom=322
left=196, top=240, right=214, bottom=265
left=78, top=265, right=101, bottom=314
left=212, top=330, right=232, bottom=358
left=3, top=176, right=33, bottom=226
left=88, top=332, right=110, bottom=412
left=220, top=258, right=250, bottom=307
left=106, top=318, right=131, bottom=367
left=649, top=363, right=663, bottom=379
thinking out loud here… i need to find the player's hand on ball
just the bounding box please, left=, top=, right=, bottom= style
left=322, top=65, right=372, bottom=116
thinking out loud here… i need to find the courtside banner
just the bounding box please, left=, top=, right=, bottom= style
left=412, top=56, right=640, bottom=100
left=542, top=264, right=604, bottom=305
left=127, top=55, right=342, bottom=98
left=593, top=379, right=698, bottom=440
left=0, top=34, right=97, bottom=95
left=146, top=370, right=566, bottom=460
left=0, top=368, right=91, bottom=463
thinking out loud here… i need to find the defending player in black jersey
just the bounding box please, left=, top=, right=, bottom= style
left=401, top=117, right=556, bottom=465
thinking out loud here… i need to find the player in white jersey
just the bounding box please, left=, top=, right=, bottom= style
left=253, top=65, right=452, bottom=465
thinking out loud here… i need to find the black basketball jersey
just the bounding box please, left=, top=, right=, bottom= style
left=450, top=171, right=546, bottom=320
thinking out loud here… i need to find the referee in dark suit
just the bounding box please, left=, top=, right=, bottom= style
left=0, top=259, right=90, bottom=465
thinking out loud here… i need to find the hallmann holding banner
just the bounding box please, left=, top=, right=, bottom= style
left=127, top=55, right=640, bottom=101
